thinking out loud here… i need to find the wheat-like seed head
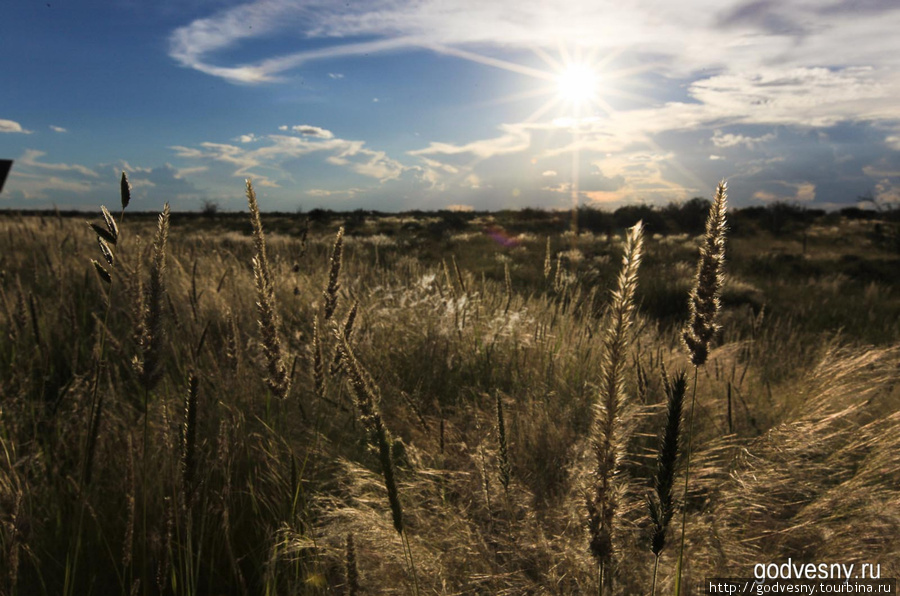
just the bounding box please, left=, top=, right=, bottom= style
left=88, top=204, right=119, bottom=286
left=330, top=300, right=359, bottom=376
left=649, top=369, right=687, bottom=556
left=682, top=181, right=727, bottom=367
left=504, top=262, right=512, bottom=315
left=334, top=327, right=404, bottom=535
left=89, top=222, right=116, bottom=246
left=97, top=236, right=115, bottom=267
left=101, top=205, right=119, bottom=244
left=544, top=237, right=552, bottom=279
left=312, top=317, right=326, bottom=400
left=323, top=227, right=345, bottom=321
left=182, top=372, right=199, bottom=510
left=553, top=254, right=564, bottom=292
left=246, top=179, right=291, bottom=400
left=138, top=202, right=170, bottom=390
left=496, top=392, right=511, bottom=492
left=587, top=220, right=643, bottom=570
left=120, top=171, right=131, bottom=210
left=246, top=179, right=272, bottom=294
left=223, top=308, right=240, bottom=373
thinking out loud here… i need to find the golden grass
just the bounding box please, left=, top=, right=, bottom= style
left=0, top=184, right=897, bottom=595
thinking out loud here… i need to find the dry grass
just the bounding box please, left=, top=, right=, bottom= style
left=0, top=185, right=897, bottom=595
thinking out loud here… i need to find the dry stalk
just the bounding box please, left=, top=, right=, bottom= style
left=246, top=179, right=291, bottom=400
left=682, top=181, right=728, bottom=367
left=323, top=227, right=345, bottom=321
left=586, top=221, right=643, bottom=590
left=137, top=203, right=170, bottom=391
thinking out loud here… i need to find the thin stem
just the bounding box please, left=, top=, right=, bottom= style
left=674, top=366, right=699, bottom=596
left=401, top=530, right=420, bottom=596
left=651, top=554, right=660, bottom=596
left=598, top=561, right=604, bottom=596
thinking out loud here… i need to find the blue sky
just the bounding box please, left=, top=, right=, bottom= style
left=3, top=0, right=900, bottom=212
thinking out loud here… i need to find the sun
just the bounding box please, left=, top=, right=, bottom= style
left=556, top=63, right=599, bottom=105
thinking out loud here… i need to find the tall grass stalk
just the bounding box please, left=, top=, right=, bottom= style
left=496, top=392, right=511, bottom=496
left=246, top=179, right=291, bottom=400
left=345, top=533, right=360, bottom=596
left=334, top=327, right=419, bottom=595
left=66, top=201, right=123, bottom=596
left=323, top=227, right=345, bottom=321
left=137, top=203, right=170, bottom=595
left=137, top=203, right=170, bottom=391
left=675, top=182, right=727, bottom=596
left=587, top=221, right=643, bottom=594
left=649, top=369, right=687, bottom=596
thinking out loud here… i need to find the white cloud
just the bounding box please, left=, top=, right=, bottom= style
left=874, top=179, right=900, bottom=205
left=328, top=72, right=344, bottom=79
left=6, top=172, right=94, bottom=200
left=712, top=130, right=776, bottom=149
left=236, top=133, right=259, bottom=143
left=21, top=149, right=100, bottom=178
left=49, top=125, right=68, bottom=133
left=0, top=119, right=30, bottom=134
left=175, top=165, right=209, bottom=178
left=752, top=180, right=816, bottom=203
left=172, top=129, right=411, bottom=186
left=168, top=1, right=900, bottom=88
left=284, top=125, right=334, bottom=139
left=306, top=188, right=361, bottom=198
left=117, top=160, right=153, bottom=175
left=410, top=123, right=531, bottom=160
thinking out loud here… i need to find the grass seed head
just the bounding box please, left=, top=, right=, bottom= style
left=649, top=369, right=687, bottom=556
left=90, top=222, right=117, bottom=246
left=182, top=372, right=199, bottom=510
left=92, top=259, right=112, bottom=285
left=97, top=236, right=115, bottom=267
left=245, top=180, right=291, bottom=400
left=682, top=181, right=727, bottom=367
left=587, top=220, right=643, bottom=569
left=101, top=205, right=119, bottom=243
left=120, top=171, right=131, bottom=210
left=138, top=202, right=170, bottom=390
left=335, top=328, right=404, bottom=534
left=323, top=227, right=345, bottom=321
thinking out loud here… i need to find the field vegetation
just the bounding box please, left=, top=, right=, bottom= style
left=0, top=182, right=898, bottom=595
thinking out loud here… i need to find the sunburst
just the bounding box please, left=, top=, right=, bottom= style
left=556, top=63, right=600, bottom=106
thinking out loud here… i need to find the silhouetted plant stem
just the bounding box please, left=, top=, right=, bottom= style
left=674, top=366, right=699, bottom=596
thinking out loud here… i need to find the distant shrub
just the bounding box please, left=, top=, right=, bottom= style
left=662, top=197, right=711, bottom=235
left=613, top=204, right=666, bottom=234
left=307, top=207, right=334, bottom=223
left=201, top=199, right=219, bottom=217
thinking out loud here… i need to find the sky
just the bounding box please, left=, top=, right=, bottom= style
left=2, top=0, right=900, bottom=212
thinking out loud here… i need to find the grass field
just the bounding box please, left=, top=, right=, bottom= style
left=0, top=183, right=898, bottom=595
